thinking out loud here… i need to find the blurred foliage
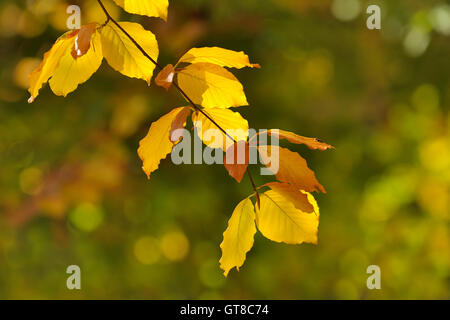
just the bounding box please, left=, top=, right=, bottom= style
left=0, top=0, right=449, bottom=299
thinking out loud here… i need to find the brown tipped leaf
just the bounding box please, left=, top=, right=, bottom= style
left=224, top=141, right=249, bottom=183
left=155, top=64, right=175, bottom=90
left=71, top=23, right=98, bottom=59
left=169, top=106, right=191, bottom=143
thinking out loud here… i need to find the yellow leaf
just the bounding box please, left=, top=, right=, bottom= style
left=264, top=182, right=314, bottom=213
left=220, top=198, right=256, bottom=277
left=101, top=21, right=159, bottom=84
left=28, top=30, right=78, bottom=102
left=256, top=189, right=319, bottom=245
left=177, top=47, right=260, bottom=69
left=113, top=0, right=169, bottom=21
left=49, top=28, right=103, bottom=97
left=192, top=108, right=248, bottom=149
left=177, top=63, right=248, bottom=109
left=258, top=146, right=326, bottom=193
left=138, top=107, right=188, bottom=179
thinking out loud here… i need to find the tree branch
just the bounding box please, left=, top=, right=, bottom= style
left=96, top=0, right=260, bottom=203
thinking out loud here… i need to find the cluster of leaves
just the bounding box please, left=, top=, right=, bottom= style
left=27, top=0, right=333, bottom=276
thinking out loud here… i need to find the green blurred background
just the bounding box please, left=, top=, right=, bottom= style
left=0, top=0, right=449, bottom=299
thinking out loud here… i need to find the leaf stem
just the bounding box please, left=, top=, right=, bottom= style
left=96, top=0, right=260, bottom=203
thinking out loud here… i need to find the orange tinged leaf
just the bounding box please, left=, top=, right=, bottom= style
left=71, top=23, right=98, bottom=59
left=224, top=141, right=249, bottom=183
left=258, top=146, right=326, bottom=193
left=261, top=129, right=334, bottom=151
left=169, top=106, right=191, bottom=143
left=264, top=182, right=314, bottom=213
left=155, top=64, right=175, bottom=90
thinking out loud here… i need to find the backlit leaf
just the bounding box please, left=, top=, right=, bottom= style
left=71, top=23, right=98, bottom=59
left=49, top=27, right=103, bottom=97
left=155, top=64, right=175, bottom=90
left=224, top=141, right=249, bottom=183
left=177, top=47, right=260, bottom=69
left=177, top=62, right=248, bottom=109
left=101, top=21, right=159, bottom=84
left=264, top=182, right=314, bottom=213
left=112, top=0, right=169, bottom=21
left=169, top=106, right=191, bottom=143
left=28, top=30, right=78, bottom=102
left=192, top=108, right=248, bottom=149
left=220, top=198, right=256, bottom=276
left=256, top=189, right=319, bottom=245
left=138, top=107, right=188, bottom=179
left=260, top=129, right=334, bottom=151
left=28, top=24, right=103, bottom=101
left=258, top=146, right=326, bottom=193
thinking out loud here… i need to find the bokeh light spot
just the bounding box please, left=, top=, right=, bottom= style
left=69, top=203, right=104, bottom=232
left=160, top=231, right=190, bottom=262
left=429, top=4, right=450, bottom=36
left=134, top=236, right=161, bottom=265
left=199, top=259, right=226, bottom=289
left=403, top=27, right=430, bottom=57
left=331, top=0, right=361, bottom=22
left=13, top=58, right=41, bottom=89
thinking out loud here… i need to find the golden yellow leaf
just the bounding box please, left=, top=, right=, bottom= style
left=113, top=0, right=169, bottom=21
left=177, top=47, right=260, bottom=69
left=28, top=30, right=78, bottom=102
left=101, top=21, right=159, bottom=84
left=259, top=129, right=334, bottom=151
left=259, top=146, right=326, bottom=193
left=220, top=198, right=256, bottom=277
left=49, top=28, right=103, bottom=97
left=138, top=107, right=188, bottom=179
left=192, top=108, right=248, bottom=149
left=177, top=62, right=248, bottom=109
left=264, top=182, right=314, bottom=213
left=256, top=189, right=319, bottom=245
